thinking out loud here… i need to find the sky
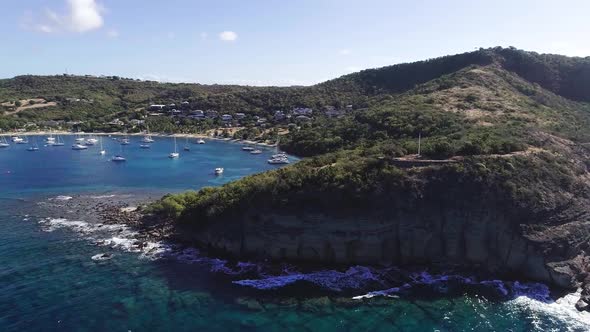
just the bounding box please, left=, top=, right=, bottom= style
left=1, top=0, right=590, bottom=86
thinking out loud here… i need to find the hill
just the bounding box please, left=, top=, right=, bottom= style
left=136, top=48, right=590, bottom=311
left=4, top=48, right=590, bottom=308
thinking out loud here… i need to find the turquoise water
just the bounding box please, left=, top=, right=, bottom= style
left=1, top=135, right=589, bottom=331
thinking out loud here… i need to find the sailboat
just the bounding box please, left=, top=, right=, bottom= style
left=53, top=135, right=65, bottom=146
left=120, top=134, right=130, bottom=145
left=197, top=138, right=205, bottom=144
left=16, top=135, right=28, bottom=144
left=112, top=144, right=126, bottom=162
left=141, top=125, right=154, bottom=143
left=250, top=143, right=262, bottom=155
left=0, top=136, right=10, bottom=148
left=271, top=138, right=287, bottom=159
left=27, top=137, right=39, bottom=151
left=85, top=135, right=98, bottom=145
left=183, top=137, right=190, bottom=151
left=99, top=137, right=106, bottom=155
left=46, top=132, right=55, bottom=144
left=169, top=137, right=179, bottom=158
left=75, top=131, right=85, bottom=143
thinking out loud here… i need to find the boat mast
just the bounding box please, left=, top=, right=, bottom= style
left=417, top=132, right=421, bottom=156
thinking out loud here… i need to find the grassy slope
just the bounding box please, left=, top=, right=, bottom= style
left=149, top=60, right=590, bottom=229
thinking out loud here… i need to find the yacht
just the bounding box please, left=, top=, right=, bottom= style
left=242, top=146, right=255, bottom=151
left=250, top=149, right=262, bottom=155
left=120, top=137, right=130, bottom=145
left=46, top=134, right=56, bottom=143
left=11, top=136, right=24, bottom=143
left=272, top=152, right=288, bottom=159
left=197, top=138, right=205, bottom=144
left=267, top=156, right=290, bottom=164
left=169, top=137, right=180, bottom=158
left=72, top=143, right=88, bottom=150
left=215, top=167, right=224, bottom=175
left=140, top=144, right=151, bottom=149
left=111, top=155, right=126, bottom=162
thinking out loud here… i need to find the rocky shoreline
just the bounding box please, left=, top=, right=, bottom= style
left=34, top=192, right=590, bottom=311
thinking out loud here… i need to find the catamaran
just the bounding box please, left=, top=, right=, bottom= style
left=0, top=136, right=10, bottom=148
left=169, top=137, right=180, bottom=158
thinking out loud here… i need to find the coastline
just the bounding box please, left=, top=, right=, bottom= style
left=0, top=130, right=279, bottom=148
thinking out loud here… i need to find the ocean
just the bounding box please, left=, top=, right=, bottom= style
left=1, top=135, right=589, bottom=331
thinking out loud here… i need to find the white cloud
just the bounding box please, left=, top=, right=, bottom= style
left=68, top=0, right=104, bottom=32
left=22, top=0, right=104, bottom=34
left=219, top=31, right=238, bottom=42
left=339, top=49, right=351, bottom=55
left=107, top=28, right=119, bottom=38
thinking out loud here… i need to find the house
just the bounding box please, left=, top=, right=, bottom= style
left=256, top=117, right=267, bottom=125
left=292, top=107, right=313, bottom=116
left=346, top=104, right=353, bottom=111
left=189, top=110, right=205, bottom=119
left=108, top=119, right=125, bottom=126
left=221, top=114, right=233, bottom=121
left=130, top=119, right=145, bottom=126
left=323, top=106, right=345, bottom=117
left=295, top=115, right=312, bottom=122
left=205, top=110, right=219, bottom=118
left=235, top=112, right=246, bottom=119
left=148, top=104, right=166, bottom=111
left=273, top=110, right=286, bottom=121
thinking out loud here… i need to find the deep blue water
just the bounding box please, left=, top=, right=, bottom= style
left=1, top=135, right=589, bottom=331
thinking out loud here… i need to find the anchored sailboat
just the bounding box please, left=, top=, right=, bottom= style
left=99, top=137, right=106, bottom=155
left=0, top=136, right=10, bottom=148
left=169, top=137, right=180, bottom=158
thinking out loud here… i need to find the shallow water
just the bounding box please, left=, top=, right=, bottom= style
left=1, top=135, right=589, bottom=331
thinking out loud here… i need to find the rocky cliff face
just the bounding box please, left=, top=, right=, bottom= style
left=178, top=182, right=589, bottom=291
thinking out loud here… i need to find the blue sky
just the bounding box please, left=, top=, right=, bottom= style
left=1, top=0, right=589, bottom=86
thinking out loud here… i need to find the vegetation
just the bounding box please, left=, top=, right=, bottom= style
left=3, top=47, right=590, bottom=225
